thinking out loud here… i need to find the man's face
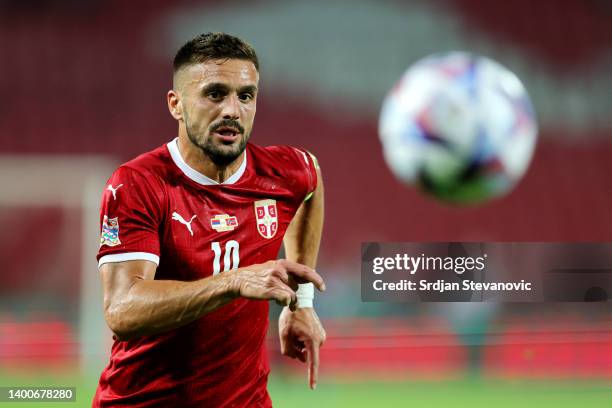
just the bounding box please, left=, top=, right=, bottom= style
left=175, top=59, right=259, bottom=166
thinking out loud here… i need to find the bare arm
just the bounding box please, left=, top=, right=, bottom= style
left=280, top=161, right=326, bottom=389
left=283, top=163, right=324, bottom=268
left=101, top=258, right=324, bottom=341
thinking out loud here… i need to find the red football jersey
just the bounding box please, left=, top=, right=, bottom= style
left=94, top=138, right=317, bottom=408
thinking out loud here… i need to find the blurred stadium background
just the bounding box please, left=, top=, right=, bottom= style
left=0, top=0, right=610, bottom=406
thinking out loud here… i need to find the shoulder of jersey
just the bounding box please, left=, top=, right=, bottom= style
left=119, top=143, right=174, bottom=180
left=249, top=144, right=312, bottom=174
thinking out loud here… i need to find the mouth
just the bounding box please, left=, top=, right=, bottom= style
left=212, top=126, right=241, bottom=143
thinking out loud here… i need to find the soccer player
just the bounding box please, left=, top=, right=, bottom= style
left=93, top=32, right=326, bottom=407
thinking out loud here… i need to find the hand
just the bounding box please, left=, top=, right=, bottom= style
left=279, top=306, right=326, bottom=389
left=232, top=259, right=325, bottom=308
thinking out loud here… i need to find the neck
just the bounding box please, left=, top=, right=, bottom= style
left=177, top=133, right=244, bottom=184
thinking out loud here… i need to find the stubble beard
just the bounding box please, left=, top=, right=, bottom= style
left=184, top=116, right=250, bottom=167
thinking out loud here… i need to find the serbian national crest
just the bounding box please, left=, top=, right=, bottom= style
left=100, top=215, right=121, bottom=247
left=254, top=199, right=278, bottom=239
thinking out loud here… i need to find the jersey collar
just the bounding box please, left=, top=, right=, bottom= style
left=167, top=137, right=247, bottom=186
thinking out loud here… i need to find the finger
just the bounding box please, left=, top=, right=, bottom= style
left=280, top=337, right=297, bottom=358
left=271, top=286, right=289, bottom=304
left=295, top=345, right=307, bottom=363
left=307, top=341, right=320, bottom=390
left=271, top=288, right=294, bottom=307
left=275, top=299, right=290, bottom=307
left=286, top=274, right=299, bottom=291
left=272, top=264, right=290, bottom=287
left=269, top=265, right=301, bottom=294
left=282, top=260, right=326, bottom=291
left=275, top=278, right=298, bottom=304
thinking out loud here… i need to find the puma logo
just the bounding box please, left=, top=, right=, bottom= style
left=107, top=184, right=124, bottom=200
left=172, top=212, right=197, bottom=236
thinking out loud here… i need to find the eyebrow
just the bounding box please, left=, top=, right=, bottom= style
left=202, top=83, right=230, bottom=94
left=238, top=85, right=258, bottom=94
left=201, top=83, right=258, bottom=94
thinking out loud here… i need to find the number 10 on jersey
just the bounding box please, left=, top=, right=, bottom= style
left=211, top=241, right=240, bottom=275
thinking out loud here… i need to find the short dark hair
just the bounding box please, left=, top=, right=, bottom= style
left=173, top=32, right=259, bottom=73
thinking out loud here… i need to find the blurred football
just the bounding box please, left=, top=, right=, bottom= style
left=379, top=52, right=538, bottom=204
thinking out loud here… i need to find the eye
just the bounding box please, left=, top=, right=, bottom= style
left=206, top=88, right=253, bottom=102
left=207, top=91, right=223, bottom=101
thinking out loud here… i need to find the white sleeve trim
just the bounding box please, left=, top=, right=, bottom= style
left=98, top=252, right=160, bottom=269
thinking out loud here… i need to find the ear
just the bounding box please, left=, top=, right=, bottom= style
left=167, top=90, right=183, bottom=121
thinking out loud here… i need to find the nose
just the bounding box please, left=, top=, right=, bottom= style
left=221, top=93, right=240, bottom=120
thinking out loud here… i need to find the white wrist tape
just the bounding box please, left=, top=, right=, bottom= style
left=296, top=283, right=314, bottom=308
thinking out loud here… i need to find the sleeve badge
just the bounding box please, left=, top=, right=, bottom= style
left=100, top=215, right=121, bottom=247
